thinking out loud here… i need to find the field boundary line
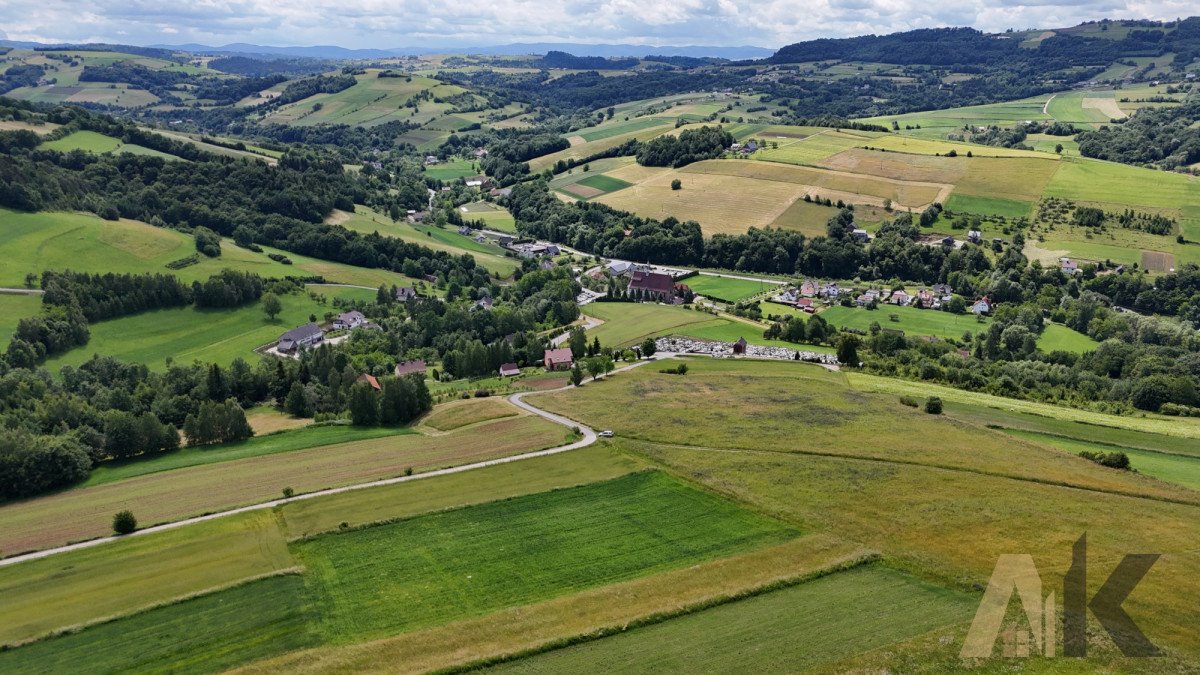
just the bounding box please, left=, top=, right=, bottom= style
left=435, top=553, right=882, bottom=675
left=0, top=360, right=656, bottom=569
left=625, top=439, right=1200, bottom=509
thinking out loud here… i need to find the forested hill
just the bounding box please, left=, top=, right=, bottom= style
left=768, top=18, right=1200, bottom=68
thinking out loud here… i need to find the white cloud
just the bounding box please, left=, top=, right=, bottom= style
left=0, top=0, right=1190, bottom=48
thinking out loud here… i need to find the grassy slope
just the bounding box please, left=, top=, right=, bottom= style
left=333, top=206, right=517, bottom=276
left=0, top=574, right=318, bottom=674
left=41, top=285, right=375, bottom=370
left=421, top=397, right=519, bottom=431
left=685, top=275, right=775, bottom=302
left=39, top=130, right=177, bottom=159
left=0, top=293, right=43, bottom=345
left=1005, top=429, right=1200, bottom=492
left=490, top=566, right=974, bottom=674
left=293, top=471, right=797, bottom=642
left=1037, top=322, right=1100, bottom=354
left=0, top=209, right=418, bottom=288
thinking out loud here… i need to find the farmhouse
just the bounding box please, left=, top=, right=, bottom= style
left=277, top=323, right=324, bottom=353
left=473, top=296, right=494, bottom=311
left=967, top=229, right=982, bottom=244
left=512, top=242, right=561, bottom=258
left=333, top=311, right=367, bottom=330
left=851, top=228, right=870, bottom=243
left=465, top=175, right=492, bottom=188
left=394, top=360, right=427, bottom=377
left=800, top=279, right=818, bottom=297
left=972, top=296, right=992, bottom=315
left=395, top=287, right=419, bottom=301
left=490, top=187, right=512, bottom=198
left=890, top=290, right=911, bottom=305
left=1061, top=258, right=1079, bottom=274
left=499, top=362, right=521, bottom=377
left=458, top=225, right=473, bottom=236
left=544, top=348, right=574, bottom=371
left=356, top=373, right=381, bottom=391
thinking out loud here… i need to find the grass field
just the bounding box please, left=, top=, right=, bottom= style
left=684, top=275, right=777, bottom=302
left=0, top=414, right=567, bottom=555
left=0, top=293, right=43, bottom=345
left=0, top=510, right=294, bottom=645
left=0, top=209, right=421, bottom=289
left=1037, top=322, right=1100, bottom=354
left=557, top=173, right=633, bottom=200
left=584, top=303, right=716, bottom=347
left=856, top=96, right=1052, bottom=139
left=572, top=117, right=673, bottom=142
left=278, top=445, right=648, bottom=540
left=767, top=197, right=841, bottom=235
left=944, top=193, right=1033, bottom=219
left=40, top=284, right=375, bottom=370
left=333, top=206, right=518, bottom=276
left=83, top=425, right=411, bottom=488
left=0, top=574, right=318, bottom=673
left=490, top=565, right=974, bottom=673
left=820, top=305, right=989, bottom=340
left=424, top=159, right=478, bottom=181
left=40, top=130, right=178, bottom=159
left=293, top=471, right=798, bottom=642
left=421, top=397, right=519, bottom=431
left=460, top=201, right=517, bottom=232
left=1005, top=429, right=1200, bottom=492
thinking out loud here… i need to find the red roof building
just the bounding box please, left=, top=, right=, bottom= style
left=544, top=348, right=574, bottom=371
left=356, top=373, right=381, bottom=390
left=628, top=271, right=676, bottom=301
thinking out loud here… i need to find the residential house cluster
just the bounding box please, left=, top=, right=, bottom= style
left=510, top=242, right=561, bottom=258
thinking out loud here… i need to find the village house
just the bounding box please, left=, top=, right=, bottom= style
left=465, top=175, right=492, bottom=188
left=499, top=362, right=521, bottom=377
left=512, top=242, right=561, bottom=258
left=776, top=288, right=800, bottom=305
left=424, top=155, right=440, bottom=165
left=972, top=296, right=992, bottom=315
left=940, top=236, right=956, bottom=246
left=333, top=311, right=367, bottom=330
left=821, top=283, right=840, bottom=299
left=890, top=290, right=911, bottom=306
left=497, top=235, right=514, bottom=247
left=473, top=296, right=494, bottom=311
left=851, top=228, right=870, bottom=243
left=932, top=283, right=953, bottom=297
left=1061, top=258, right=1079, bottom=274
left=395, top=287, right=418, bottom=301
left=458, top=225, right=473, bottom=236
left=277, top=323, right=324, bottom=353
left=544, top=347, right=574, bottom=371
left=800, top=279, right=818, bottom=297
left=607, top=260, right=634, bottom=277
left=473, top=147, right=489, bottom=158
left=356, top=373, right=381, bottom=391
left=967, top=230, right=982, bottom=244
left=394, top=360, right=427, bottom=377
left=490, top=187, right=512, bottom=198
left=407, top=211, right=428, bottom=223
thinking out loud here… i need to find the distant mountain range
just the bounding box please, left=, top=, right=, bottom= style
left=141, top=42, right=773, bottom=60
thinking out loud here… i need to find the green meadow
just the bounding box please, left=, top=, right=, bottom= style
left=0, top=293, right=43, bottom=345
left=820, top=304, right=989, bottom=340
left=40, top=130, right=178, bottom=159
left=294, top=471, right=796, bottom=641
left=685, top=275, right=776, bottom=302
left=40, top=284, right=376, bottom=371
left=0, top=574, right=318, bottom=674
left=1037, top=322, right=1100, bottom=354
left=424, top=158, right=478, bottom=181
left=1004, top=429, right=1200, bottom=493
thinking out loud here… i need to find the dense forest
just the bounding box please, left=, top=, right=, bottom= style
left=1076, top=100, right=1200, bottom=169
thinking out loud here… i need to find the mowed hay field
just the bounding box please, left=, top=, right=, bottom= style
left=292, top=471, right=798, bottom=642
left=39, top=130, right=178, bottom=159
left=0, top=209, right=422, bottom=289
left=332, top=206, right=518, bottom=276
left=420, top=397, right=520, bottom=432
left=685, top=274, right=778, bottom=302
left=39, top=284, right=376, bottom=370
left=489, top=565, right=974, bottom=674
left=0, top=293, right=44, bottom=345
left=0, top=414, right=568, bottom=555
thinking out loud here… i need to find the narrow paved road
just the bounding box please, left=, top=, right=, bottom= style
left=0, top=357, right=658, bottom=569
left=550, top=316, right=603, bottom=346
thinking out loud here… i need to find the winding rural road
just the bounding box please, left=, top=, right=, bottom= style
left=0, top=358, right=659, bottom=569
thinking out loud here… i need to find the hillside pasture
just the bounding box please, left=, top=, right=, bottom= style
left=41, top=284, right=375, bottom=370
left=423, top=158, right=477, bottom=181
left=751, top=128, right=877, bottom=166
left=0, top=293, right=43, bottom=346
left=332, top=206, right=518, bottom=275
left=40, top=130, right=178, bottom=159
left=1036, top=322, right=1100, bottom=354
left=1004, top=430, right=1200, bottom=493
left=768, top=197, right=842, bottom=236
left=856, top=96, right=1052, bottom=139
left=293, top=471, right=798, bottom=641
left=0, top=209, right=422, bottom=289
left=460, top=201, right=517, bottom=232
left=421, top=398, right=520, bottom=431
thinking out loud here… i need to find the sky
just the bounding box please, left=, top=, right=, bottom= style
left=0, top=0, right=1194, bottom=49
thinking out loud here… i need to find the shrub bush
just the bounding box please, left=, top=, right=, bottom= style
left=924, top=396, right=943, bottom=414
left=112, top=510, right=137, bottom=534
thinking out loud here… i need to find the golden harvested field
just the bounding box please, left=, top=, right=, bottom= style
left=595, top=159, right=948, bottom=234
left=0, top=120, right=60, bottom=134
left=867, top=135, right=1056, bottom=159
left=0, top=415, right=567, bottom=555
left=817, top=148, right=969, bottom=185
